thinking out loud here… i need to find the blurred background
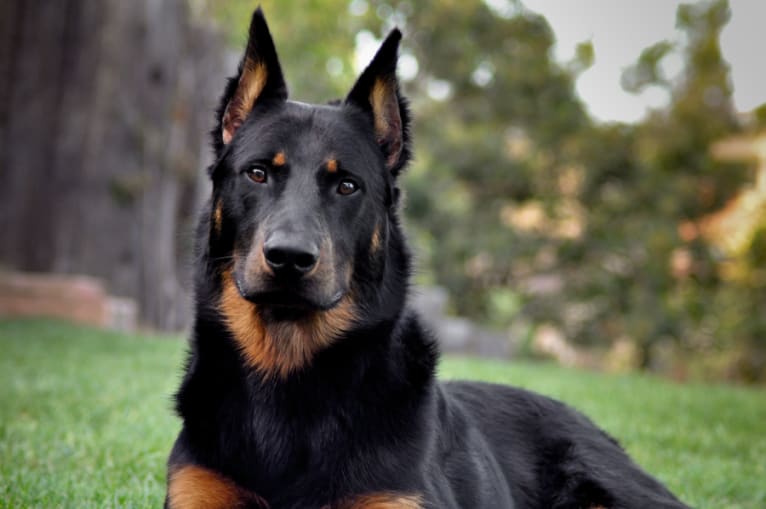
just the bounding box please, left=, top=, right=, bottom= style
left=1, top=0, right=765, bottom=383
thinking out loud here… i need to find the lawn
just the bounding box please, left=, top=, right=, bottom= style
left=0, top=319, right=764, bottom=508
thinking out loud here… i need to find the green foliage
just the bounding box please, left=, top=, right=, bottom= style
left=754, top=103, right=766, bottom=128
left=581, top=0, right=759, bottom=375
left=1, top=320, right=764, bottom=508
left=570, top=40, right=595, bottom=74
left=621, top=41, right=675, bottom=93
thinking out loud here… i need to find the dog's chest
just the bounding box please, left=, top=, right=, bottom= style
left=216, top=396, right=354, bottom=495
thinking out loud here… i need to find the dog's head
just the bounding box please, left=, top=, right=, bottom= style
left=206, top=8, right=411, bottom=376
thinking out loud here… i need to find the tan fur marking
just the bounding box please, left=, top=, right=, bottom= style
left=219, top=270, right=355, bottom=377
left=222, top=58, right=268, bottom=145
left=213, top=201, right=223, bottom=235
left=330, top=493, right=423, bottom=509
left=370, top=224, right=382, bottom=255
left=167, top=465, right=264, bottom=509
left=272, top=151, right=286, bottom=167
left=369, top=78, right=402, bottom=169
left=370, top=79, right=391, bottom=140
left=326, top=158, right=338, bottom=173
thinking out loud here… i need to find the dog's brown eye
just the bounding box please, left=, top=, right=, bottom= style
left=247, top=166, right=267, bottom=184
left=337, top=179, right=358, bottom=195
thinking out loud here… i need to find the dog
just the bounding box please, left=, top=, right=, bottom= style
left=165, top=8, right=690, bottom=509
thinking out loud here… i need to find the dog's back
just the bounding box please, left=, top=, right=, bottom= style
left=165, top=8, right=689, bottom=509
left=436, top=381, right=688, bottom=508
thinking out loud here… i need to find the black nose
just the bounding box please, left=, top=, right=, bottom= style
left=263, top=232, right=319, bottom=276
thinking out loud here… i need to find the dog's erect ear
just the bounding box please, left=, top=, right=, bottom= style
left=219, top=8, right=287, bottom=147
left=346, top=29, right=411, bottom=176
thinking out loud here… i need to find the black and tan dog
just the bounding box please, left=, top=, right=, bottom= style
left=165, top=8, right=689, bottom=509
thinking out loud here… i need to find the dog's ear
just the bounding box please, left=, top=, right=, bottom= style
left=218, top=7, right=287, bottom=148
left=346, top=29, right=411, bottom=176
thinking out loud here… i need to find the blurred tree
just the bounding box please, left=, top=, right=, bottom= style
left=613, top=0, right=744, bottom=365
left=560, top=0, right=763, bottom=377
left=0, top=0, right=225, bottom=329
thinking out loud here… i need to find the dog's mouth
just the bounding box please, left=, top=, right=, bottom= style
left=247, top=289, right=343, bottom=311
left=235, top=278, right=345, bottom=318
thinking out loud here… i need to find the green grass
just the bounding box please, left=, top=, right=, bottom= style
left=1, top=319, right=764, bottom=508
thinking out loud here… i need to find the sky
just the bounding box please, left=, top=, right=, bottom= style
left=521, top=0, right=766, bottom=123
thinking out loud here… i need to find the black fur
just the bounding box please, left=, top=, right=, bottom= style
left=165, top=8, right=690, bottom=509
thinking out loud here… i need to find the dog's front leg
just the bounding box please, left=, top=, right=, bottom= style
left=327, top=493, right=424, bottom=509
left=165, top=464, right=269, bottom=509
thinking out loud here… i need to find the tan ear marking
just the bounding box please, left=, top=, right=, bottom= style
left=222, top=58, right=268, bottom=145
left=272, top=151, right=286, bottom=167
left=369, top=78, right=403, bottom=169
left=370, top=79, right=389, bottom=132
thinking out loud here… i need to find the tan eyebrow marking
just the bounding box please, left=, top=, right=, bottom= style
left=326, top=159, right=338, bottom=173
left=272, top=151, right=286, bottom=166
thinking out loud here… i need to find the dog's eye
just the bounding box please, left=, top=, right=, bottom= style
left=337, top=179, right=359, bottom=196
left=246, top=166, right=267, bottom=184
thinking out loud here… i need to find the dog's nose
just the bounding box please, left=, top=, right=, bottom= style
left=263, top=232, right=319, bottom=276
